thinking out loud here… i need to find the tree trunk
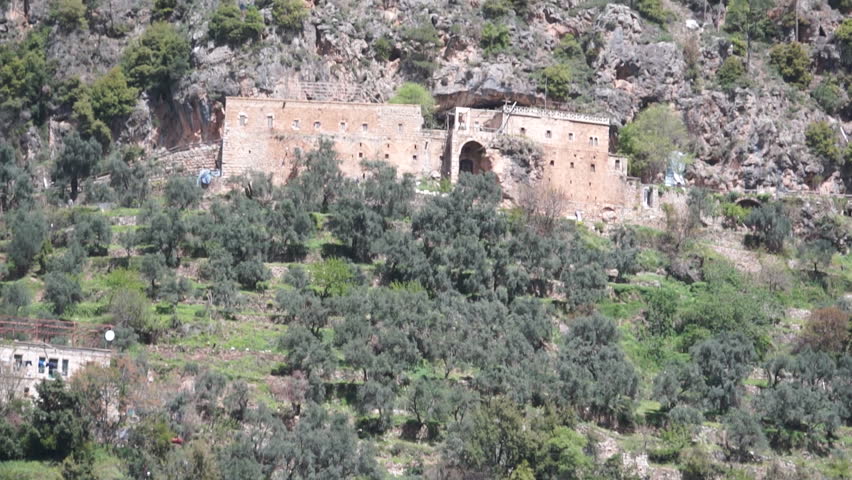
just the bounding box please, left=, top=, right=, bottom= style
left=71, top=175, right=79, bottom=201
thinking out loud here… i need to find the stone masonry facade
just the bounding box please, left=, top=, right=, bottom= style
left=219, top=97, right=633, bottom=217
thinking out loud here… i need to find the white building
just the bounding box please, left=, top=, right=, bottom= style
left=0, top=341, right=112, bottom=398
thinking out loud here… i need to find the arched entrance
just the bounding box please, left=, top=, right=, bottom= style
left=458, top=141, right=491, bottom=175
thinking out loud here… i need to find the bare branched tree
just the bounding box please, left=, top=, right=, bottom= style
left=518, top=184, right=569, bottom=234
left=0, top=361, right=25, bottom=412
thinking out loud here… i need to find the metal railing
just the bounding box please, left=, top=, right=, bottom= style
left=0, top=316, right=114, bottom=349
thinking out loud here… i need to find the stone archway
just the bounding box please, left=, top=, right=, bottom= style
left=458, top=141, right=491, bottom=175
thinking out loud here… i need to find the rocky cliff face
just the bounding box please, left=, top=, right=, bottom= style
left=1, top=0, right=849, bottom=191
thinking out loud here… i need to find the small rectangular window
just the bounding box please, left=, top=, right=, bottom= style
left=520, top=127, right=527, bottom=135
left=48, top=358, right=58, bottom=377
left=62, top=359, right=69, bottom=376
left=267, top=115, right=273, bottom=128
left=398, top=123, right=403, bottom=133
left=568, top=132, right=574, bottom=141
left=591, top=164, right=596, bottom=172
left=239, top=114, right=247, bottom=127
left=38, top=357, right=45, bottom=374
left=362, top=123, right=369, bottom=132
left=358, top=152, right=364, bottom=158
left=570, top=162, right=574, bottom=168
left=340, top=121, right=347, bottom=131
left=413, top=155, right=418, bottom=161
left=589, top=137, right=594, bottom=145
left=13, top=354, right=22, bottom=368
left=545, top=130, right=552, bottom=139
left=313, top=121, right=321, bottom=130
left=615, top=159, right=621, bottom=169
left=549, top=160, right=554, bottom=166
left=385, top=154, right=389, bottom=159
left=292, top=119, right=300, bottom=130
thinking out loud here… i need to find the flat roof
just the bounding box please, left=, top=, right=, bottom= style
left=0, top=340, right=111, bottom=354
left=225, top=96, right=421, bottom=110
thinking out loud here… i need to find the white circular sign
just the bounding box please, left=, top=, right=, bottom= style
left=104, top=330, right=116, bottom=342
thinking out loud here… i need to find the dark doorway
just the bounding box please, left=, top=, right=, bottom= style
left=458, top=141, right=490, bottom=175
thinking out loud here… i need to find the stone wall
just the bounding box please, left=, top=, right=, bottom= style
left=222, top=98, right=447, bottom=183
left=0, top=341, right=112, bottom=399
left=149, top=143, right=222, bottom=184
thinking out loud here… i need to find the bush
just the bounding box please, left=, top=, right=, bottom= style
left=152, top=0, right=177, bottom=20
left=538, top=63, right=572, bottom=101
left=836, top=19, right=852, bottom=66
left=805, top=121, right=841, bottom=165
left=482, top=0, right=512, bottom=18
left=44, top=272, right=83, bottom=315
left=480, top=22, right=510, bottom=56
left=272, top=0, right=308, bottom=31
left=721, top=202, right=747, bottom=227
left=716, top=56, right=746, bottom=91
left=373, top=36, right=393, bottom=61
left=209, top=4, right=264, bottom=45
left=635, top=0, right=669, bottom=24
left=110, top=288, right=158, bottom=343
left=122, top=22, right=191, bottom=93
left=811, top=78, right=848, bottom=115
left=555, top=34, right=583, bottom=60
left=389, top=82, right=435, bottom=124
left=50, top=0, right=87, bottom=30
left=769, top=42, right=812, bottom=88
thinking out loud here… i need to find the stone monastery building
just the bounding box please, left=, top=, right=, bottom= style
left=221, top=97, right=632, bottom=217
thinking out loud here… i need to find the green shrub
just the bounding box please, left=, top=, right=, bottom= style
left=389, top=82, right=435, bottom=125
left=555, top=34, right=583, bottom=60
left=805, top=121, right=841, bottom=164
left=480, top=22, right=510, bottom=56
left=122, top=22, right=191, bottom=93
left=482, top=0, right=512, bottom=18
left=768, top=42, right=812, bottom=88
left=50, top=0, right=87, bottom=30
left=152, top=0, right=177, bottom=20
left=635, top=0, right=669, bottom=24
left=837, top=19, right=852, bottom=66
left=209, top=4, right=264, bottom=44
left=538, top=63, right=572, bottom=101
left=721, top=202, right=747, bottom=227
left=272, top=0, right=308, bottom=31
left=373, top=36, right=393, bottom=61
left=811, top=77, right=847, bottom=114
left=716, top=56, right=746, bottom=91
left=828, top=0, right=852, bottom=11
